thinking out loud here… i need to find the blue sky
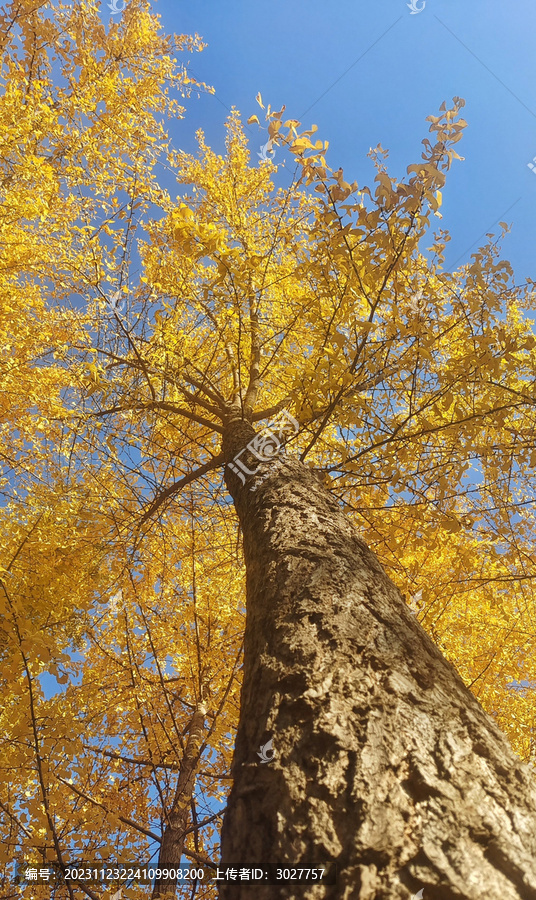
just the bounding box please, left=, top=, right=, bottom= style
left=145, top=0, right=536, bottom=284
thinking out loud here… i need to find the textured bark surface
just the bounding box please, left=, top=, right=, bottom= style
left=152, top=705, right=207, bottom=899
left=219, top=421, right=536, bottom=900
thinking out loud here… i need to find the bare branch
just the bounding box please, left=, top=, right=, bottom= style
left=89, top=400, right=224, bottom=434
left=139, top=453, right=225, bottom=525
left=243, top=304, right=261, bottom=416
left=251, top=397, right=292, bottom=422
left=55, top=775, right=162, bottom=843
left=183, top=848, right=217, bottom=870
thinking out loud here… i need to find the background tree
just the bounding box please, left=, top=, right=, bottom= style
left=1, top=3, right=536, bottom=898
left=0, top=2, right=226, bottom=898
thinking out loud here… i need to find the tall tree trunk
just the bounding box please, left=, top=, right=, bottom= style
left=152, top=704, right=206, bottom=899
left=219, top=420, right=536, bottom=900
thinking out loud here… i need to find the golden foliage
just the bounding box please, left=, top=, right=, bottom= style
left=1, top=3, right=535, bottom=893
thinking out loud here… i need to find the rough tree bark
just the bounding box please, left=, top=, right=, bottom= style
left=219, top=418, right=536, bottom=900
left=152, top=704, right=207, bottom=899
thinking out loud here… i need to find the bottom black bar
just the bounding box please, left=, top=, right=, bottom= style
left=13, top=861, right=337, bottom=886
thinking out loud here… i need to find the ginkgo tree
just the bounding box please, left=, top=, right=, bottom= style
left=0, top=1, right=227, bottom=898
left=1, top=1, right=536, bottom=899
